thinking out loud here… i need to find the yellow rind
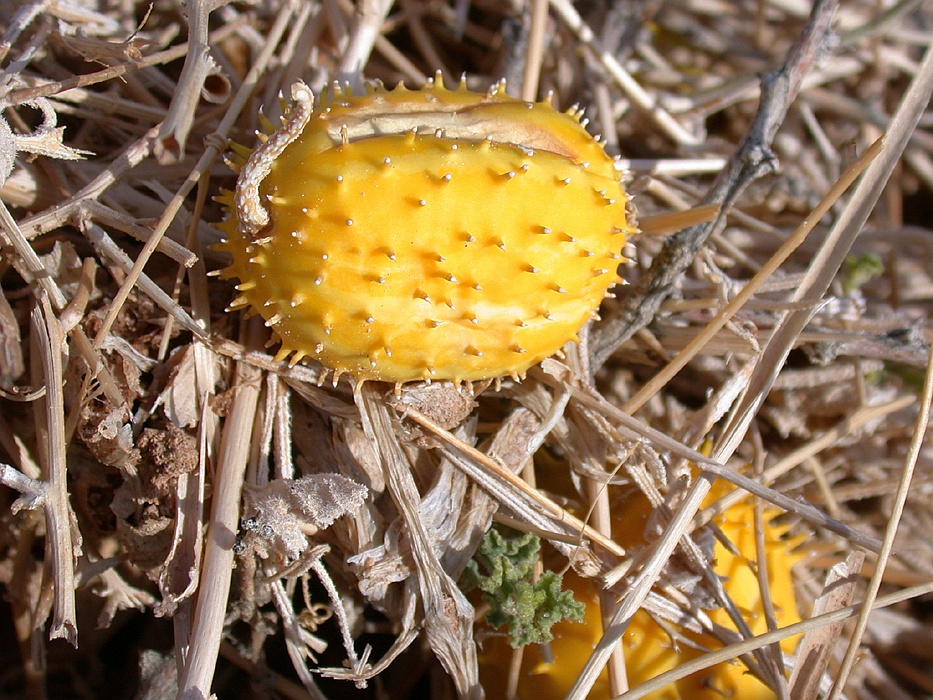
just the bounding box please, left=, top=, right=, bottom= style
left=217, top=79, right=634, bottom=382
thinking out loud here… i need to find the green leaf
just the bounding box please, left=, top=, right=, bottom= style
left=842, top=253, right=883, bottom=295
left=464, top=528, right=585, bottom=648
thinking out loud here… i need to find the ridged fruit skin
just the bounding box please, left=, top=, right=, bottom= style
left=217, top=75, right=633, bottom=383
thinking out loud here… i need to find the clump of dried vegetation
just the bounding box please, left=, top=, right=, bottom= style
left=1, top=1, right=932, bottom=699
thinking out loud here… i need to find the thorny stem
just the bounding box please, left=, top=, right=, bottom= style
left=590, top=0, right=840, bottom=372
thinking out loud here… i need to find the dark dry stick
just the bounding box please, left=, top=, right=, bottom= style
left=590, top=0, right=840, bottom=372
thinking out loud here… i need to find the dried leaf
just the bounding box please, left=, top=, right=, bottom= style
left=243, top=474, right=368, bottom=562
left=152, top=345, right=200, bottom=428
left=789, top=552, right=866, bottom=699
left=290, top=473, right=368, bottom=530
left=9, top=99, right=92, bottom=160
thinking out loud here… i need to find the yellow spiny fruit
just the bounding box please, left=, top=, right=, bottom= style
left=478, top=480, right=805, bottom=699
left=215, top=73, right=634, bottom=384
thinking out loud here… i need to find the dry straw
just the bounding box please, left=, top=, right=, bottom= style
left=0, top=1, right=932, bottom=699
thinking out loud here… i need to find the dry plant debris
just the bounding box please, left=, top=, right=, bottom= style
left=0, top=1, right=932, bottom=699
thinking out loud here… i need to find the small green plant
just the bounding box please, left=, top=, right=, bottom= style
left=841, top=252, right=884, bottom=294
left=464, top=528, right=585, bottom=648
